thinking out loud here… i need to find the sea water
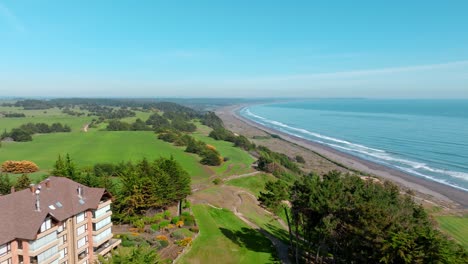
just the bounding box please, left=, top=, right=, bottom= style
left=239, top=99, right=468, bottom=192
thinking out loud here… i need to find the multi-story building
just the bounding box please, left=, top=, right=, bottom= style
left=0, top=176, right=121, bottom=264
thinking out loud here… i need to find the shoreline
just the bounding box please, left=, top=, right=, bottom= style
left=219, top=104, right=468, bottom=209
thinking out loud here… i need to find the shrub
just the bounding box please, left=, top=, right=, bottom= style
left=167, top=224, right=176, bottom=229
left=176, top=237, right=193, bottom=247
left=163, top=210, right=171, bottom=219
left=212, top=178, right=222, bottom=185
left=183, top=216, right=195, bottom=226
left=121, top=240, right=135, bottom=247
left=1, top=160, right=39, bottom=174
left=171, top=216, right=180, bottom=224
left=158, top=239, right=169, bottom=249
left=158, top=220, right=170, bottom=230
left=295, top=155, right=306, bottom=164
left=156, top=235, right=168, bottom=241
left=150, top=224, right=159, bottom=231
left=176, top=221, right=184, bottom=228
left=183, top=200, right=191, bottom=209
left=171, top=228, right=192, bottom=239
left=132, top=219, right=145, bottom=232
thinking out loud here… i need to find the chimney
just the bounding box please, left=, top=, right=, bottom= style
left=77, top=186, right=83, bottom=198
left=35, top=190, right=41, bottom=212
left=10, top=186, right=15, bottom=193
left=45, top=179, right=51, bottom=189
left=29, top=184, right=36, bottom=193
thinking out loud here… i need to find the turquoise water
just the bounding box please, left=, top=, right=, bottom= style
left=239, top=99, right=468, bottom=191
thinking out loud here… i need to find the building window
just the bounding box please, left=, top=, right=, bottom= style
left=40, top=218, right=52, bottom=232
left=77, top=236, right=88, bottom=249
left=62, top=234, right=67, bottom=244
left=77, top=225, right=86, bottom=236
left=76, top=212, right=85, bottom=223
left=59, top=247, right=68, bottom=259
left=0, top=243, right=11, bottom=256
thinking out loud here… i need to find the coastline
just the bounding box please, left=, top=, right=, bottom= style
left=217, top=104, right=468, bottom=209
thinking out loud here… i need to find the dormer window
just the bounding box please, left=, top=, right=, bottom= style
left=40, top=218, right=52, bottom=233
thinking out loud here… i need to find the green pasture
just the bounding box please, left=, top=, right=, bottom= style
left=0, top=107, right=92, bottom=131
left=436, top=215, right=468, bottom=249
left=0, top=131, right=210, bottom=182
left=178, top=205, right=278, bottom=264
left=192, top=133, right=255, bottom=177
left=226, top=174, right=277, bottom=196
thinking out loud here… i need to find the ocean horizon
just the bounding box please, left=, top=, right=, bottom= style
left=239, top=99, right=468, bottom=192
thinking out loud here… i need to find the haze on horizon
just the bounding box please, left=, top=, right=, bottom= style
left=0, top=0, right=467, bottom=98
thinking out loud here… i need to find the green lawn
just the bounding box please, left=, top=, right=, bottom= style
left=192, top=133, right=255, bottom=177
left=436, top=215, right=468, bottom=249
left=178, top=205, right=278, bottom=264
left=0, top=130, right=210, bottom=182
left=226, top=174, right=277, bottom=196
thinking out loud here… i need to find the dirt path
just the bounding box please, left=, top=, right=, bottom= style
left=223, top=171, right=261, bottom=181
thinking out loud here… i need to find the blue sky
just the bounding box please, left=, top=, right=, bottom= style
left=0, top=0, right=467, bottom=98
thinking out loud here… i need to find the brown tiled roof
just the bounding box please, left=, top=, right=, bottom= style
left=0, top=176, right=105, bottom=245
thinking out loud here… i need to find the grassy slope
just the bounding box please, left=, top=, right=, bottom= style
left=0, top=130, right=209, bottom=181
left=178, top=205, right=278, bottom=264
left=192, top=133, right=255, bottom=177
left=226, top=174, right=277, bottom=196
left=436, top=215, right=468, bottom=249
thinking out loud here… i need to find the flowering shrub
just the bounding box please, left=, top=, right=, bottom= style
left=156, top=235, right=168, bottom=241
left=2, top=160, right=39, bottom=174
left=176, top=237, right=192, bottom=247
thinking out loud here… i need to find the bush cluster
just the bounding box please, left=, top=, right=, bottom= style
left=1, top=160, right=39, bottom=174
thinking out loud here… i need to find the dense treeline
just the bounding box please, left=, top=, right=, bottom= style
left=2, top=113, right=26, bottom=117
left=9, top=99, right=53, bottom=110
left=259, top=171, right=468, bottom=263
left=51, top=154, right=191, bottom=222
left=1, top=122, right=71, bottom=142
left=158, top=130, right=223, bottom=166
left=106, top=119, right=152, bottom=131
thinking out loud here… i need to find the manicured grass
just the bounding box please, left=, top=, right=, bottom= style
left=192, top=133, right=255, bottom=177
left=436, top=215, right=468, bottom=249
left=0, top=131, right=210, bottom=182
left=178, top=205, right=278, bottom=264
left=226, top=174, right=277, bottom=196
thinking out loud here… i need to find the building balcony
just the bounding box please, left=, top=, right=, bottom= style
left=0, top=253, right=12, bottom=263
left=29, top=252, right=59, bottom=264
left=93, top=222, right=113, bottom=236
left=92, top=210, right=112, bottom=223
left=94, top=239, right=121, bottom=257
left=28, top=240, right=59, bottom=257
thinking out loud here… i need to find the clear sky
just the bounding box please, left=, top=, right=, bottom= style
left=0, top=0, right=467, bottom=98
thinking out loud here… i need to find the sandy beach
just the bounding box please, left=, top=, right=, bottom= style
left=216, top=105, right=468, bottom=209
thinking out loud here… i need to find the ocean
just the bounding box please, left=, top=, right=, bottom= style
left=239, top=99, right=468, bottom=192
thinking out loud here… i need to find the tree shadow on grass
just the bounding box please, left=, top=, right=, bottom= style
left=219, top=227, right=276, bottom=254
left=265, top=223, right=290, bottom=243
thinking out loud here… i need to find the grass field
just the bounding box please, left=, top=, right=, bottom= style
left=0, top=107, right=93, bottom=131
left=192, top=133, right=255, bottom=177
left=178, top=205, right=278, bottom=264
left=436, top=215, right=468, bottom=249
left=0, top=130, right=210, bottom=182
left=226, top=174, right=277, bottom=196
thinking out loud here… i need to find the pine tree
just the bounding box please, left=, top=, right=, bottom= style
left=14, top=174, right=32, bottom=191
left=0, top=174, right=12, bottom=195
